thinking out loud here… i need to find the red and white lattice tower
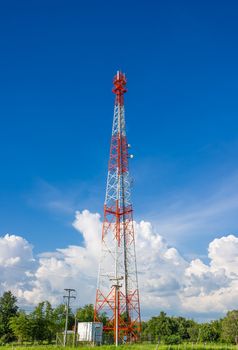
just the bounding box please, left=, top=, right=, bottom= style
left=94, top=71, right=141, bottom=343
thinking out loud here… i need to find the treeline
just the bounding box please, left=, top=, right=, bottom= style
left=0, top=291, right=238, bottom=345
left=142, top=312, right=218, bottom=344
left=0, top=291, right=93, bottom=344
left=142, top=311, right=238, bottom=344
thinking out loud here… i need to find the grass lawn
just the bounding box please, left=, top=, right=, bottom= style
left=2, top=345, right=238, bottom=350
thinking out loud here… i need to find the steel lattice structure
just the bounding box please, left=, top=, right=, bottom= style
left=94, top=71, right=141, bottom=344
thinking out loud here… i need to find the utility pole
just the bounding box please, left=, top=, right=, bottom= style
left=63, top=288, right=76, bottom=347
left=73, top=311, right=78, bottom=347
left=110, top=276, right=123, bottom=347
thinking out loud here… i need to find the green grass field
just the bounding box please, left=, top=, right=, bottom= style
left=2, top=345, right=238, bottom=350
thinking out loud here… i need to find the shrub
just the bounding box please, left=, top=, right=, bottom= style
left=163, top=334, right=182, bottom=344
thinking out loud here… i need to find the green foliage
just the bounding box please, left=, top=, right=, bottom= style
left=142, top=312, right=198, bottom=343
left=143, top=311, right=175, bottom=340
left=97, top=311, right=108, bottom=325
left=29, top=301, right=53, bottom=342
left=163, top=334, right=182, bottom=344
left=187, top=323, right=200, bottom=342
left=0, top=291, right=18, bottom=342
left=30, top=300, right=72, bottom=343
left=199, top=323, right=213, bottom=342
left=142, top=312, right=223, bottom=345
left=52, top=304, right=67, bottom=333
left=172, top=317, right=195, bottom=340
left=76, top=304, right=94, bottom=322
left=9, top=311, right=32, bottom=343
left=8, top=301, right=74, bottom=344
left=3, top=290, right=238, bottom=347
left=222, top=310, right=238, bottom=344
left=203, top=320, right=222, bottom=342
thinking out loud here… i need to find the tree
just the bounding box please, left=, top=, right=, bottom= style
left=52, top=304, right=67, bottom=334
left=173, top=317, right=195, bottom=341
left=77, top=304, right=108, bottom=325
left=222, top=310, right=238, bottom=344
left=199, top=323, right=216, bottom=342
left=9, top=312, right=32, bottom=343
left=9, top=302, right=76, bottom=344
left=76, top=304, right=94, bottom=322
left=187, top=323, right=200, bottom=342
left=0, top=291, right=18, bottom=342
left=143, top=312, right=176, bottom=342
left=163, top=334, right=182, bottom=345
left=30, top=301, right=55, bottom=343
left=210, top=320, right=222, bottom=342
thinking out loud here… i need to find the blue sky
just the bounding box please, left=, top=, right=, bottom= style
left=1, top=0, right=238, bottom=261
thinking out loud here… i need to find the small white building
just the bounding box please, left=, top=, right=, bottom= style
left=77, top=322, right=103, bottom=344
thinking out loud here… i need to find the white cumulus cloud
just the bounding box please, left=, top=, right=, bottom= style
left=0, top=234, right=36, bottom=297
left=1, top=211, right=238, bottom=320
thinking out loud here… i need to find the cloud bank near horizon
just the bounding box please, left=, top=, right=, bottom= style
left=1, top=209, right=238, bottom=320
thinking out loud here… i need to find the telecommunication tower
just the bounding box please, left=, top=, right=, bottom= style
left=94, top=72, right=141, bottom=344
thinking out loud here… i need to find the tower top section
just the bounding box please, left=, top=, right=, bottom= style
left=112, top=71, right=127, bottom=105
